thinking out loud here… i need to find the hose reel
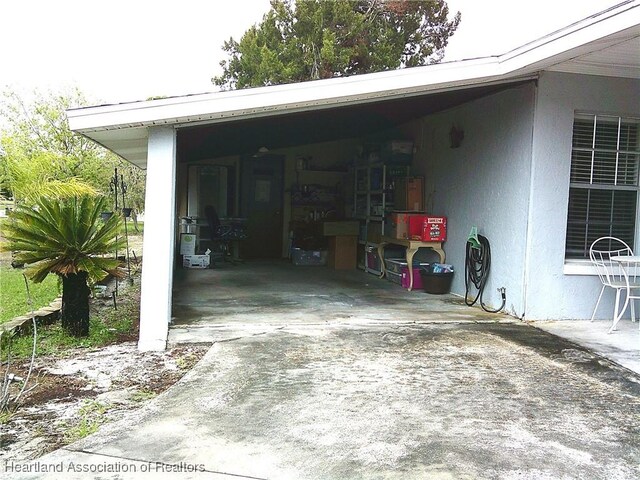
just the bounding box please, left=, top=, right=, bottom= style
left=465, top=231, right=506, bottom=314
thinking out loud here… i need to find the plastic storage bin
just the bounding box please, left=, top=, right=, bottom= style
left=291, top=248, right=327, bottom=266
left=420, top=271, right=454, bottom=294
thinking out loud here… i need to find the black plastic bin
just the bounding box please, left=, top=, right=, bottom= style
left=420, top=271, right=454, bottom=294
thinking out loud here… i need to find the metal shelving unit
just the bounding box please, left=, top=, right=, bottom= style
left=354, top=162, right=409, bottom=273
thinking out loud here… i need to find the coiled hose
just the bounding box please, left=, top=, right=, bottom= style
left=465, top=234, right=506, bottom=313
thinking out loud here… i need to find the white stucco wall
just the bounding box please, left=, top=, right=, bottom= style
left=411, top=83, right=537, bottom=317
left=525, top=72, right=640, bottom=320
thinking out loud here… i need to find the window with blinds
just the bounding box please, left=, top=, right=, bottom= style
left=565, top=114, right=640, bottom=259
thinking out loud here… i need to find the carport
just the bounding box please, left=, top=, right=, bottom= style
left=66, top=3, right=640, bottom=352
left=68, top=62, right=540, bottom=351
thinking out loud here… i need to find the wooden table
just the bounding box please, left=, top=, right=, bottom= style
left=377, top=236, right=446, bottom=291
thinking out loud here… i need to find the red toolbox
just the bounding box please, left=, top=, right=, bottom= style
left=421, top=216, right=447, bottom=242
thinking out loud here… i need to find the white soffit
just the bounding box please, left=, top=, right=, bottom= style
left=547, top=34, right=640, bottom=77
left=89, top=128, right=149, bottom=167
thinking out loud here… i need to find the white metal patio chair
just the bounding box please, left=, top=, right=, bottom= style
left=589, top=236, right=640, bottom=333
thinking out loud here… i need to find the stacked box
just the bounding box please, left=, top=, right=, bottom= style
left=180, top=233, right=196, bottom=255
left=395, top=177, right=424, bottom=211
left=388, top=212, right=409, bottom=239
left=382, top=140, right=413, bottom=165
left=328, top=236, right=357, bottom=270
left=366, top=222, right=382, bottom=243
left=389, top=212, right=426, bottom=240
left=183, top=254, right=210, bottom=269
left=322, top=221, right=360, bottom=236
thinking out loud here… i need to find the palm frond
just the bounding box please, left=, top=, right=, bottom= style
left=4, top=194, right=124, bottom=283
left=22, top=178, right=98, bottom=203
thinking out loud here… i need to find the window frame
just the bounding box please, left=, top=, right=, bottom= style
left=564, top=112, right=640, bottom=272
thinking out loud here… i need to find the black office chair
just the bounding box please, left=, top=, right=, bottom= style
left=204, top=205, right=243, bottom=265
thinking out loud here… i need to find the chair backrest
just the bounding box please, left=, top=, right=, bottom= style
left=589, top=236, right=636, bottom=287
left=204, top=205, right=221, bottom=239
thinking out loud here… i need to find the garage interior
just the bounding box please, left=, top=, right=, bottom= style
left=172, top=83, right=516, bottom=306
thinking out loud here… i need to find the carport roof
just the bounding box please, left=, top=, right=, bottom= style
left=67, top=1, right=640, bottom=168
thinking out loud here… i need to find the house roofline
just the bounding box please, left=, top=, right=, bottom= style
left=65, top=1, right=640, bottom=168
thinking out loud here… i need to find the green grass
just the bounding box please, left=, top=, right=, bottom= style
left=4, top=316, right=134, bottom=359
left=63, top=400, right=109, bottom=443
left=2, top=282, right=139, bottom=360
left=130, top=388, right=157, bottom=403
left=119, top=220, right=143, bottom=236
left=0, top=266, right=61, bottom=324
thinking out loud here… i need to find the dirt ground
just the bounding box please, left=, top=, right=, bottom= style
left=0, top=228, right=211, bottom=462
left=1, top=341, right=209, bottom=461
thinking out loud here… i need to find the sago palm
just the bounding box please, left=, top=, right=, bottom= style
left=2, top=195, right=124, bottom=337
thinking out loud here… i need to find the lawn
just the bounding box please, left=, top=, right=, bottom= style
left=0, top=217, right=142, bottom=325
left=0, top=266, right=61, bottom=324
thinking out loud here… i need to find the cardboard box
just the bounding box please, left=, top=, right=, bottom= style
left=322, top=221, right=360, bottom=236
left=180, top=233, right=196, bottom=255
left=388, top=212, right=410, bottom=239
left=183, top=254, right=210, bottom=269
left=395, top=177, right=424, bottom=211
left=382, top=140, right=414, bottom=165
left=366, top=222, right=382, bottom=243
left=328, top=235, right=357, bottom=269
left=421, top=216, right=447, bottom=242
left=389, top=212, right=426, bottom=240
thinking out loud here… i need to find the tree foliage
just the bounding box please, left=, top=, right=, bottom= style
left=0, top=89, right=145, bottom=215
left=213, top=0, right=461, bottom=90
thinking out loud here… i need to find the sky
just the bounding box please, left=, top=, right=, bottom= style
left=0, top=0, right=625, bottom=105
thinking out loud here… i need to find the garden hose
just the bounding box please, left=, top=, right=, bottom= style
left=465, top=234, right=506, bottom=313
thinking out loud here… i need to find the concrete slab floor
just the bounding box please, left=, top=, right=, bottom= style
left=170, top=260, right=510, bottom=337
left=170, top=260, right=639, bottom=376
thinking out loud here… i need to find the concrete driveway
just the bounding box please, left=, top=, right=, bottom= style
left=9, top=326, right=640, bottom=479
left=8, top=263, right=640, bottom=479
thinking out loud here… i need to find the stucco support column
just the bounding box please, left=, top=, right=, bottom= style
left=138, top=126, right=177, bottom=351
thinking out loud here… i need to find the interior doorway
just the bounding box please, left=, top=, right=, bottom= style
left=187, top=165, right=236, bottom=239
left=240, top=155, right=285, bottom=259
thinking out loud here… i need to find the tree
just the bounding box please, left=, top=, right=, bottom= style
left=0, top=89, right=146, bottom=217
left=213, top=0, right=461, bottom=90
left=2, top=195, right=124, bottom=337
